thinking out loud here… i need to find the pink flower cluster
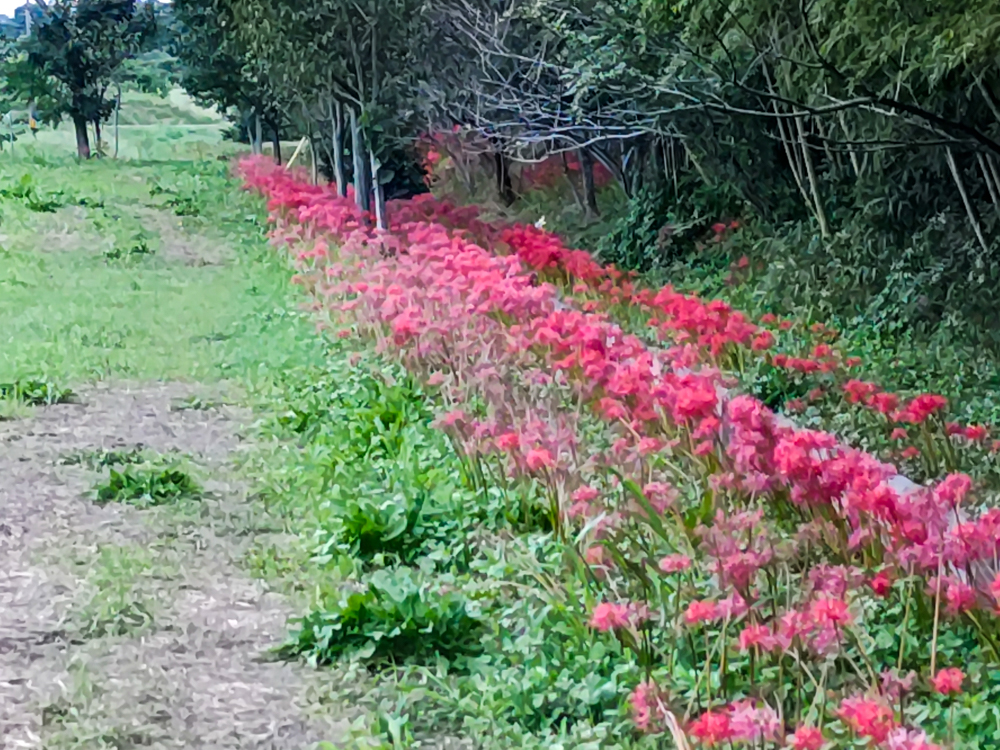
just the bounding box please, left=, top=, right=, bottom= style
left=238, top=156, right=997, bottom=748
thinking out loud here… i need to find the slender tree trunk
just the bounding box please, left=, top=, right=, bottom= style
left=563, top=151, right=585, bottom=212
left=72, top=115, right=91, bottom=159
left=493, top=145, right=514, bottom=205
left=309, top=136, right=319, bottom=185
left=332, top=99, right=346, bottom=197
left=579, top=147, right=600, bottom=219
left=838, top=111, right=862, bottom=179
left=93, top=119, right=102, bottom=156
left=270, top=124, right=281, bottom=165
left=349, top=106, right=370, bottom=213
left=370, top=147, right=387, bottom=230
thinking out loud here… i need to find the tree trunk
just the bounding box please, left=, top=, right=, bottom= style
left=494, top=146, right=514, bottom=205
left=579, top=147, right=600, bottom=219
left=94, top=119, right=102, bottom=156
left=73, top=115, right=91, bottom=159
left=370, top=147, right=387, bottom=230
left=332, top=99, right=346, bottom=197
left=349, top=106, right=371, bottom=213
left=562, top=152, right=585, bottom=212
left=253, top=112, right=263, bottom=155
left=270, top=125, right=281, bottom=165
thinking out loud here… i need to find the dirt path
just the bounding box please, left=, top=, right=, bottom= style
left=0, top=382, right=347, bottom=749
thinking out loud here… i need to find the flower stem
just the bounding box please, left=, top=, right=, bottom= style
left=930, top=557, right=943, bottom=677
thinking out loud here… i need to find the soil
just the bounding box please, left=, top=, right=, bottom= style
left=0, top=382, right=348, bottom=749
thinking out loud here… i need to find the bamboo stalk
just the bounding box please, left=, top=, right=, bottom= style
left=796, top=116, right=831, bottom=238
left=946, top=146, right=990, bottom=253
left=977, top=152, right=1000, bottom=219
left=838, top=111, right=862, bottom=178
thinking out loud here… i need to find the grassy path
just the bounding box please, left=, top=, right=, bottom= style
left=0, top=152, right=347, bottom=748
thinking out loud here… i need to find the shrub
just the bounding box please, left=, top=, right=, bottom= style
left=598, top=177, right=745, bottom=272
left=280, top=567, right=483, bottom=666
left=94, top=463, right=200, bottom=508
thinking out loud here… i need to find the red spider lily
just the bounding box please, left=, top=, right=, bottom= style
left=589, top=602, right=630, bottom=631
left=868, top=392, right=901, bottom=414
left=239, top=156, right=1000, bottom=743
left=897, top=394, right=948, bottom=424
left=684, top=599, right=719, bottom=625
left=788, top=725, right=824, bottom=750
left=688, top=710, right=732, bottom=746
left=630, top=681, right=660, bottom=732
left=658, top=554, right=692, bottom=573
left=844, top=379, right=879, bottom=405
left=868, top=570, right=894, bottom=597
left=737, top=623, right=776, bottom=651
left=930, top=667, right=964, bottom=696
left=837, top=696, right=897, bottom=743
left=966, top=424, right=989, bottom=441
left=525, top=447, right=555, bottom=471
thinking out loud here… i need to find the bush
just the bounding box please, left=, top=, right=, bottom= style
left=94, top=463, right=200, bottom=508
left=598, top=177, right=745, bottom=272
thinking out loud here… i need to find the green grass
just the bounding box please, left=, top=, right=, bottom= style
left=76, top=544, right=160, bottom=638
left=0, top=148, right=323, bottom=387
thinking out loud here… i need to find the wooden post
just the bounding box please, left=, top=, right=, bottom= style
left=286, top=136, right=308, bottom=168
left=114, top=83, right=121, bottom=159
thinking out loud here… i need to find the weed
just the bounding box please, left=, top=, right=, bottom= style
left=77, top=545, right=159, bottom=638
left=93, top=462, right=200, bottom=508
left=169, top=395, right=223, bottom=411
left=0, top=174, right=66, bottom=212
left=60, top=446, right=150, bottom=469
left=103, top=237, right=154, bottom=261
left=167, top=195, right=202, bottom=217
left=0, top=379, right=76, bottom=406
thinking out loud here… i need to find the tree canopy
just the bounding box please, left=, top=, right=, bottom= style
left=156, top=0, right=1000, bottom=337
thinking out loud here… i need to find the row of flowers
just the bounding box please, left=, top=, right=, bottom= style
left=239, top=156, right=999, bottom=749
